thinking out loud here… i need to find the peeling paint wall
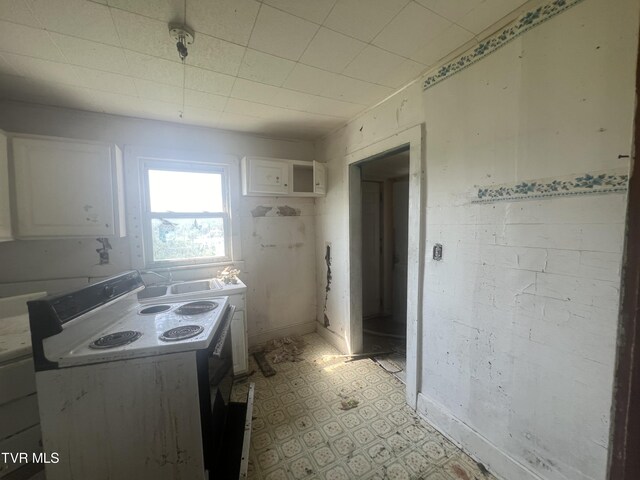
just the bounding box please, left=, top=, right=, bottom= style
left=314, top=1, right=638, bottom=480
left=241, top=197, right=317, bottom=345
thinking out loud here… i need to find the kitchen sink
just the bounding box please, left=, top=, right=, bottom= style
left=137, top=285, right=168, bottom=300
left=169, top=279, right=224, bottom=295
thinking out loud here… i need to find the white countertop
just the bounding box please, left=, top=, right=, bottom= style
left=0, top=292, right=46, bottom=364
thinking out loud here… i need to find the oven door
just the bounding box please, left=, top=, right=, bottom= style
left=197, top=304, right=235, bottom=470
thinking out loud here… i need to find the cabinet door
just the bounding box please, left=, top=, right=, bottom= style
left=246, top=158, right=289, bottom=195
left=230, top=309, right=248, bottom=376
left=12, top=136, right=123, bottom=238
left=0, top=131, right=12, bottom=241
left=313, top=161, right=327, bottom=195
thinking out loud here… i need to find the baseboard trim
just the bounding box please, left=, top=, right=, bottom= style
left=247, top=321, right=316, bottom=347
left=417, top=393, right=543, bottom=480
left=314, top=321, right=348, bottom=353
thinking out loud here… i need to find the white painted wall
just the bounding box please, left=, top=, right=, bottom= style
left=0, top=101, right=317, bottom=344
left=314, top=1, right=638, bottom=479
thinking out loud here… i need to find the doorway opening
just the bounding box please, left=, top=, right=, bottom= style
left=358, top=147, right=410, bottom=382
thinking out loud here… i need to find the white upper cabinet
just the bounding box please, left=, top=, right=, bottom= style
left=242, top=157, right=289, bottom=195
left=241, top=156, right=326, bottom=197
left=0, top=131, right=12, bottom=242
left=313, top=160, right=326, bottom=196
left=11, top=135, right=126, bottom=238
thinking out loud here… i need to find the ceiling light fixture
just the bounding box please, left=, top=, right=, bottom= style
left=169, top=24, right=194, bottom=62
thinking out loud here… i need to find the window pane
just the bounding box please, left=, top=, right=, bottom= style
left=151, top=217, right=225, bottom=261
left=148, top=169, right=223, bottom=213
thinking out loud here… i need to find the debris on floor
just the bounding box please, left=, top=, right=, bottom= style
left=252, top=352, right=276, bottom=377
left=231, top=333, right=497, bottom=480
left=261, top=336, right=306, bottom=364
left=339, top=398, right=359, bottom=410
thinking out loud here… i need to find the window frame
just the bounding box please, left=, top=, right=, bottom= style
left=140, top=158, right=232, bottom=268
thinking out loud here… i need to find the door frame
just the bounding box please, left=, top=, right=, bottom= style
left=347, top=124, right=425, bottom=409
left=607, top=34, right=640, bottom=480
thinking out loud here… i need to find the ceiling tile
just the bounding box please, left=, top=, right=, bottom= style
left=324, top=0, right=409, bottom=43
left=180, top=105, right=221, bottom=126
left=0, top=54, right=19, bottom=75
left=72, top=65, right=138, bottom=96
left=2, top=54, right=81, bottom=87
left=0, top=20, right=65, bottom=61
left=342, top=45, right=406, bottom=85
left=231, top=78, right=281, bottom=104
left=187, top=0, right=260, bottom=46
left=273, top=89, right=364, bottom=118
left=458, top=0, right=529, bottom=35
left=282, top=63, right=341, bottom=96
left=0, top=0, right=40, bottom=27
left=218, top=111, right=269, bottom=132
left=225, top=97, right=281, bottom=118
left=107, top=0, right=185, bottom=23
left=112, top=9, right=176, bottom=60
left=99, top=94, right=183, bottom=120
left=237, top=48, right=295, bottom=86
left=28, top=0, right=121, bottom=46
left=372, top=1, right=451, bottom=58
left=124, top=50, right=184, bottom=86
left=187, top=33, right=245, bottom=76
left=50, top=33, right=129, bottom=74
left=414, top=0, right=483, bottom=23
left=323, top=74, right=394, bottom=105
left=184, top=89, right=227, bottom=111
left=184, top=66, right=235, bottom=96
left=408, top=23, right=475, bottom=66
left=248, top=5, right=319, bottom=61
left=299, top=27, right=365, bottom=73
left=378, top=58, right=426, bottom=89
left=134, top=78, right=182, bottom=104
left=262, top=0, right=337, bottom=24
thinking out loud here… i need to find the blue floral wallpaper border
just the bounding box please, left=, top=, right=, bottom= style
left=423, top=0, right=585, bottom=91
left=472, top=171, right=629, bottom=204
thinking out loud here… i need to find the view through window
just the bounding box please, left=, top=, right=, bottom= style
left=144, top=164, right=229, bottom=265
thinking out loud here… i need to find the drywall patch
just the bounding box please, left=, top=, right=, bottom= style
left=277, top=206, right=301, bottom=216
left=251, top=206, right=273, bottom=217
left=96, top=237, right=112, bottom=265
left=423, top=0, right=585, bottom=91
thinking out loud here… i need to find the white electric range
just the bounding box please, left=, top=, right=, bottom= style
left=27, top=271, right=253, bottom=480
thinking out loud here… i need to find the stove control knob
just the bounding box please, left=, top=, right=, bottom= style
left=102, top=285, right=115, bottom=299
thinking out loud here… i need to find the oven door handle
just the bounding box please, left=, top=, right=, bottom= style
left=212, top=304, right=235, bottom=357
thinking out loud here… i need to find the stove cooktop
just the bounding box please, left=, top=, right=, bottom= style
left=44, top=296, right=230, bottom=368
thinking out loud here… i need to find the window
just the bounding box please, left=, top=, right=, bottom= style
left=141, top=160, right=230, bottom=266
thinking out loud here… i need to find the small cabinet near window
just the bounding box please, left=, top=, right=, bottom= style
left=11, top=135, right=126, bottom=238
left=0, top=131, right=12, bottom=241
left=242, top=157, right=289, bottom=195
left=241, top=156, right=326, bottom=197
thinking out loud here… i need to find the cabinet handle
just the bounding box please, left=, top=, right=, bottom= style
left=284, top=184, right=288, bottom=187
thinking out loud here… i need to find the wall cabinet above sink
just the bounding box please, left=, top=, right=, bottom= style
left=241, top=156, right=326, bottom=197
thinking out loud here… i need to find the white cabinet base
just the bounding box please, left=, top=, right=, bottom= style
left=231, top=310, right=248, bottom=376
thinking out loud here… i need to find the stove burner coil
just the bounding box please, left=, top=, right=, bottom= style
left=174, top=301, right=218, bottom=316
left=159, top=325, right=204, bottom=342
left=139, top=305, right=172, bottom=315
left=89, top=330, right=142, bottom=349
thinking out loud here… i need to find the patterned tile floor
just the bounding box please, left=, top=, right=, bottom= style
left=232, top=333, right=496, bottom=480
